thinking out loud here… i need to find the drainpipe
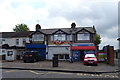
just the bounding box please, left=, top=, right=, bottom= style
left=70, top=32, right=72, bottom=57
left=70, top=22, right=76, bottom=57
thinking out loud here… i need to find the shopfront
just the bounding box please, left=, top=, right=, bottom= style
left=71, top=43, right=96, bottom=61
left=48, top=42, right=70, bottom=60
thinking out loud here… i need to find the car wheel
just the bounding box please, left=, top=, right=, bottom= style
left=32, top=59, right=36, bottom=63
left=95, top=64, right=98, bottom=66
left=23, top=60, right=26, bottom=63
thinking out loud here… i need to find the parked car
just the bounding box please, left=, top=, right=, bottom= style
left=84, top=54, right=98, bottom=66
left=22, top=51, right=42, bottom=63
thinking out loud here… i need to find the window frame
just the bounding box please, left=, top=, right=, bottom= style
left=77, top=33, right=90, bottom=41
left=53, top=54, right=69, bottom=60
left=67, top=35, right=72, bottom=41
left=16, top=39, right=19, bottom=45
left=22, top=38, right=26, bottom=45
left=32, top=34, right=44, bottom=41
left=53, top=34, right=66, bottom=41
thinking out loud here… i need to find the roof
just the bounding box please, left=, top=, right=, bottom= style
left=1, top=31, right=33, bottom=38
left=36, top=27, right=96, bottom=34
left=117, top=38, right=120, bottom=41
left=0, top=26, right=96, bottom=38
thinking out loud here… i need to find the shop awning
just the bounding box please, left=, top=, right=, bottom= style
left=71, top=46, right=96, bottom=50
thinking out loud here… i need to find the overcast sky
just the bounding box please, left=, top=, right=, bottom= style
left=0, top=0, right=119, bottom=49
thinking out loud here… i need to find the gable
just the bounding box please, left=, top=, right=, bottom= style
left=76, top=28, right=92, bottom=34
left=29, top=30, right=45, bottom=38
left=52, top=29, right=68, bottom=34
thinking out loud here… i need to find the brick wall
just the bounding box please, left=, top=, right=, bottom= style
left=108, top=46, right=114, bottom=65
left=103, top=45, right=114, bottom=66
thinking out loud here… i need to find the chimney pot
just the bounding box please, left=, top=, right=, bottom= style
left=71, top=22, right=76, bottom=28
left=35, top=24, right=41, bottom=30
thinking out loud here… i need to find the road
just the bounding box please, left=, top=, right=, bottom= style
left=1, top=69, right=119, bottom=78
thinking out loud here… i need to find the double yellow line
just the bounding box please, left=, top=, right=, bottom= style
left=77, top=73, right=118, bottom=78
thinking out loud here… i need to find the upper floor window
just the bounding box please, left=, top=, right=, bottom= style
left=16, top=39, right=19, bottom=45
left=0, top=39, right=2, bottom=44
left=2, top=39, right=5, bottom=41
left=53, top=34, right=66, bottom=41
left=2, top=39, right=5, bottom=44
left=67, top=35, right=72, bottom=41
left=77, top=33, right=90, bottom=40
left=32, top=34, right=44, bottom=41
left=51, top=35, right=53, bottom=41
left=23, top=38, right=26, bottom=45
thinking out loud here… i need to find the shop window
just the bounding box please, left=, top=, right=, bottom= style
left=84, top=50, right=95, bottom=56
left=54, top=54, right=58, bottom=57
left=77, top=33, right=90, bottom=40
left=7, top=51, right=13, bottom=56
left=59, top=54, right=64, bottom=59
left=54, top=54, right=69, bottom=59
left=65, top=54, right=69, bottom=59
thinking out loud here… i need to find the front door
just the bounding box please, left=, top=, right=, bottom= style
left=6, top=51, right=14, bottom=61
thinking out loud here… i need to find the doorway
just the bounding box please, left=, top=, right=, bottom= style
left=80, top=50, right=84, bottom=61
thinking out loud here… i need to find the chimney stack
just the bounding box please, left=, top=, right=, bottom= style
left=35, top=24, right=41, bottom=31
left=71, top=22, right=76, bottom=29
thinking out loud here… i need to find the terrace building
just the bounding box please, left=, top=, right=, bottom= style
left=0, top=31, right=33, bottom=60
left=30, top=23, right=97, bottom=60
left=0, top=23, right=97, bottom=61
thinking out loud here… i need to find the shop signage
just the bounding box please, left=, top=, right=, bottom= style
left=73, top=43, right=94, bottom=46
left=48, top=41, right=71, bottom=46
left=97, top=52, right=106, bottom=62
left=53, top=41, right=65, bottom=45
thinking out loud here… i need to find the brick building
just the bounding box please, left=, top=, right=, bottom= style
left=29, top=23, right=97, bottom=60
left=0, top=23, right=97, bottom=60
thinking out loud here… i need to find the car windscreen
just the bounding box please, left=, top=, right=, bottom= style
left=85, top=54, right=96, bottom=58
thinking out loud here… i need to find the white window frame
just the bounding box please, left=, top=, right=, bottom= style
left=77, top=33, right=90, bottom=40
left=23, top=38, right=26, bottom=45
left=32, top=34, right=44, bottom=41
left=16, top=39, right=19, bottom=45
left=2, top=39, right=5, bottom=44
left=53, top=34, right=66, bottom=41
left=51, top=35, right=53, bottom=41
left=67, top=35, right=72, bottom=41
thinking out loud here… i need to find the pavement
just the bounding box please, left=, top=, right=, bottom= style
left=0, top=59, right=119, bottom=74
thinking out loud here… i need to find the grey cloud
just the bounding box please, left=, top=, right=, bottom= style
left=45, top=1, right=118, bottom=49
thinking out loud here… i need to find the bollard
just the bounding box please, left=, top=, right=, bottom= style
left=53, top=56, right=58, bottom=67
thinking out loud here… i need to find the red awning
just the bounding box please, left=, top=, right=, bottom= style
left=71, top=46, right=96, bottom=50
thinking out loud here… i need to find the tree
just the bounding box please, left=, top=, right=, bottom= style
left=13, top=23, right=30, bottom=32
left=95, top=34, right=101, bottom=46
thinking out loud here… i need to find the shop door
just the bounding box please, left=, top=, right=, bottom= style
left=73, top=50, right=80, bottom=61
left=80, top=50, right=84, bottom=61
